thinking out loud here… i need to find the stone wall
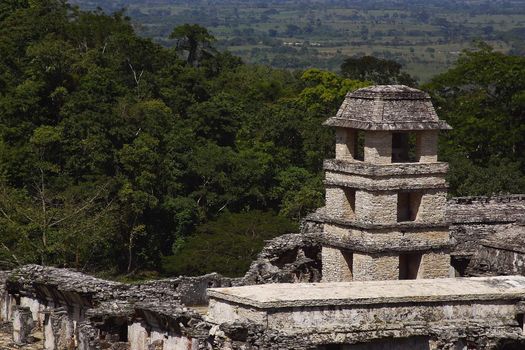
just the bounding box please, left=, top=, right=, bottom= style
left=447, top=195, right=525, bottom=256
left=352, top=253, right=399, bottom=280
left=321, top=247, right=353, bottom=282
left=364, top=131, right=392, bottom=164
left=354, top=190, right=397, bottom=224
left=335, top=128, right=356, bottom=161
left=325, top=186, right=355, bottom=219
left=468, top=246, right=525, bottom=277
left=417, top=252, right=451, bottom=278
left=415, top=130, right=438, bottom=163
left=466, top=223, right=525, bottom=277
left=241, top=233, right=322, bottom=285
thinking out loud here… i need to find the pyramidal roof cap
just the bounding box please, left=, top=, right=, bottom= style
left=324, top=85, right=452, bottom=131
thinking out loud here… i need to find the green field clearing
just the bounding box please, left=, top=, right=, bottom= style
left=71, top=0, right=525, bottom=82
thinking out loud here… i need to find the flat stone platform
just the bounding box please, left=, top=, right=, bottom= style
left=207, top=276, right=525, bottom=341
left=208, top=276, right=525, bottom=309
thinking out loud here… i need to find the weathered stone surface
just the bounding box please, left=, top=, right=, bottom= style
left=209, top=276, right=525, bottom=309
left=322, top=223, right=451, bottom=253
left=448, top=195, right=525, bottom=256
left=208, top=277, right=525, bottom=347
left=324, top=85, right=451, bottom=131
left=12, top=306, right=33, bottom=345
left=324, top=169, right=448, bottom=191
left=467, top=223, right=525, bottom=277
left=241, top=233, right=321, bottom=285
left=324, top=159, right=449, bottom=176
left=0, top=271, right=11, bottom=323
left=321, top=247, right=353, bottom=282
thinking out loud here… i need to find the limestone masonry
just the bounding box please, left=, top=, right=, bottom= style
left=1, top=85, right=525, bottom=349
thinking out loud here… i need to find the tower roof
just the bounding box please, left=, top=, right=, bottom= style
left=324, top=85, right=452, bottom=131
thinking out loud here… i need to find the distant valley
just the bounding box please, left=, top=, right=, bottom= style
left=68, top=0, right=525, bottom=81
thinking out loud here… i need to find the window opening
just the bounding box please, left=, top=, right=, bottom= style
left=399, top=253, right=422, bottom=280
left=354, top=130, right=365, bottom=161
left=392, top=132, right=417, bottom=162
left=397, top=192, right=422, bottom=222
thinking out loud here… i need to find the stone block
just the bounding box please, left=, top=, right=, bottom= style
left=129, top=322, right=149, bottom=350
left=364, top=131, right=392, bottom=164
left=418, top=252, right=450, bottom=278
left=417, top=190, right=447, bottom=222
left=325, top=186, right=355, bottom=219
left=321, top=247, right=353, bottom=282
left=0, top=290, right=12, bottom=322
left=335, top=128, right=356, bottom=160
left=12, top=306, right=34, bottom=345
left=44, top=308, right=75, bottom=350
left=416, top=130, right=438, bottom=163
left=20, top=296, right=44, bottom=327
left=352, top=253, right=399, bottom=281
left=355, top=190, right=397, bottom=224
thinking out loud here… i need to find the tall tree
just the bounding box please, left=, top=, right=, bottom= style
left=340, top=56, right=416, bottom=86
left=169, top=24, right=216, bottom=66
left=425, top=44, right=525, bottom=195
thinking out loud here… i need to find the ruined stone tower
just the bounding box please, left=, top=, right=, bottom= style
left=321, top=85, right=453, bottom=281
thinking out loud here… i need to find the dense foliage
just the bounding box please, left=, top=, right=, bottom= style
left=0, top=0, right=366, bottom=274
left=0, top=1, right=523, bottom=276
left=425, top=45, right=525, bottom=196
left=162, top=211, right=298, bottom=277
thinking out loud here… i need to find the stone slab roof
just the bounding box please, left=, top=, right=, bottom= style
left=447, top=195, right=525, bottom=224
left=208, top=276, right=525, bottom=309
left=7, top=264, right=127, bottom=301
left=324, top=85, right=451, bottom=131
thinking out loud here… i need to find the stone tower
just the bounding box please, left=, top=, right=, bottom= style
left=320, top=85, right=452, bottom=282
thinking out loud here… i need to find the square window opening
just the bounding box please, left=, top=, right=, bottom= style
left=397, top=192, right=422, bottom=222
left=343, top=188, right=356, bottom=219
left=451, top=257, right=470, bottom=277
left=342, top=251, right=353, bottom=281
left=392, top=132, right=418, bottom=163
left=354, top=130, right=365, bottom=161
left=399, top=253, right=422, bottom=280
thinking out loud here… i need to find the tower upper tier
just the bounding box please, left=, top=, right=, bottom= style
left=324, top=85, right=451, bottom=131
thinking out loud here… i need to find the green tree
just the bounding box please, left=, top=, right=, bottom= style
left=425, top=45, right=525, bottom=195
left=161, top=211, right=297, bottom=277
left=170, top=24, right=216, bottom=66
left=340, top=56, right=416, bottom=86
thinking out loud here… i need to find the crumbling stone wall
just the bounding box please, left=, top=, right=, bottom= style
left=447, top=195, right=525, bottom=256
left=1, top=265, right=238, bottom=350
left=0, top=194, right=524, bottom=349
left=466, top=223, right=525, bottom=277
left=241, top=233, right=322, bottom=285
left=468, top=246, right=525, bottom=277
left=0, top=271, right=10, bottom=323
